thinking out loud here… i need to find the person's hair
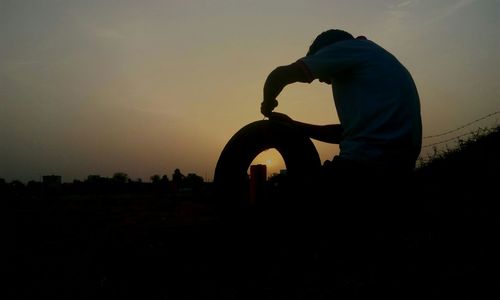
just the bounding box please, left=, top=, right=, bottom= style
left=306, top=29, right=354, bottom=56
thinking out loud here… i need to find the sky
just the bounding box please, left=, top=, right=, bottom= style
left=1, top=0, right=499, bottom=183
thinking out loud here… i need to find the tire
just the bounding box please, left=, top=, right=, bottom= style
left=213, top=120, right=321, bottom=209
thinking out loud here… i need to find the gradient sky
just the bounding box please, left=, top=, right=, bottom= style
left=1, top=0, right=499, bottom=182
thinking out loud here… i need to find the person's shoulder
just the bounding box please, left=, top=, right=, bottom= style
left=322, top=38, right=374, bottom=51
left=313, top=39, right=358, bottom=55
left=350, top=38, right=379, bottom=48
left=343, top=38, right=393, bottom=57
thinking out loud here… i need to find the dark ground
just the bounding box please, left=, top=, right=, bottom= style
left=11, top=180, right=498, bottom=299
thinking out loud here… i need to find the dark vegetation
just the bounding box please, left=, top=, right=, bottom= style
left=10, top=127, right=499, bottom=299
left=414, top=125, right=499, bottom=214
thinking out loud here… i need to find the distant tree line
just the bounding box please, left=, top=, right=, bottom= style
left=0, top=168, right=207, bottom=196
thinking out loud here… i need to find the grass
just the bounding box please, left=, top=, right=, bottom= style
left=418, top=125, right=499, bottom=167
left=415, top=124, right=500, bottom=183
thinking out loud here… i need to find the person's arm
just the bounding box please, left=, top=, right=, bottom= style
left=269, top=112, right=342, bottom=144
left=306, top=123, right=342, bottom=144
left=261, top=61, right=315, bottom=116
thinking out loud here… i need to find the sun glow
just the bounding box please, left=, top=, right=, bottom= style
left=248, top=149, right=286, bottom=178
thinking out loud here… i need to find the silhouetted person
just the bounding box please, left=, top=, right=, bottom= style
left=261, top=30, right=423, bottom=292
left=261, top=29, right=424, bottom=241
left=262, top=29, right=422, bottom=194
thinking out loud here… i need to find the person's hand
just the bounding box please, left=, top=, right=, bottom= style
left=260, top=99, right=278, bottom=117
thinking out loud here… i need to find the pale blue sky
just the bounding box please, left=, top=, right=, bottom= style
left=1, top=0, right=499, bottom=182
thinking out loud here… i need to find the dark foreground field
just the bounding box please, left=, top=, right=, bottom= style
left=11, top=183, right=498, bottom=299
left=11, top=127, right=500, bottom=299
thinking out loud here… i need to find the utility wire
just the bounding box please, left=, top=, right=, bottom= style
left=423, top=110, right=500, bottom=139
left=422, top=131, right=475, bottom=148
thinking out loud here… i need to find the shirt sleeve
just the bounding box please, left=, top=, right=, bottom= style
left=298, top=40, right=364, bottom=80
left=292, top=60, right=315, bottom=83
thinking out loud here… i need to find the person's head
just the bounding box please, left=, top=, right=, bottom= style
left=306, top=29, right=354, bottom=56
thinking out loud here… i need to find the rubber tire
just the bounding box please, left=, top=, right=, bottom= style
left=213, top=120, right=321, bottom=209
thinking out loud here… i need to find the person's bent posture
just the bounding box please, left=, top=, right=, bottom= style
left=261, top=29, right=422, bottom=183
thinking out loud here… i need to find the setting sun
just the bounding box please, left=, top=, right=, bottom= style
left=249, top=149, right=286, bottom=178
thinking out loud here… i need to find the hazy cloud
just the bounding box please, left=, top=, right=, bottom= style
left=440, top=0, right=480, bottom=18
left=389, top=0, right=481, bottom=25
left=390, top=0, right=420, bottom=9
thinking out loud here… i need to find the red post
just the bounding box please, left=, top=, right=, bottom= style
left=249, top=164, right=267, bottom=205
